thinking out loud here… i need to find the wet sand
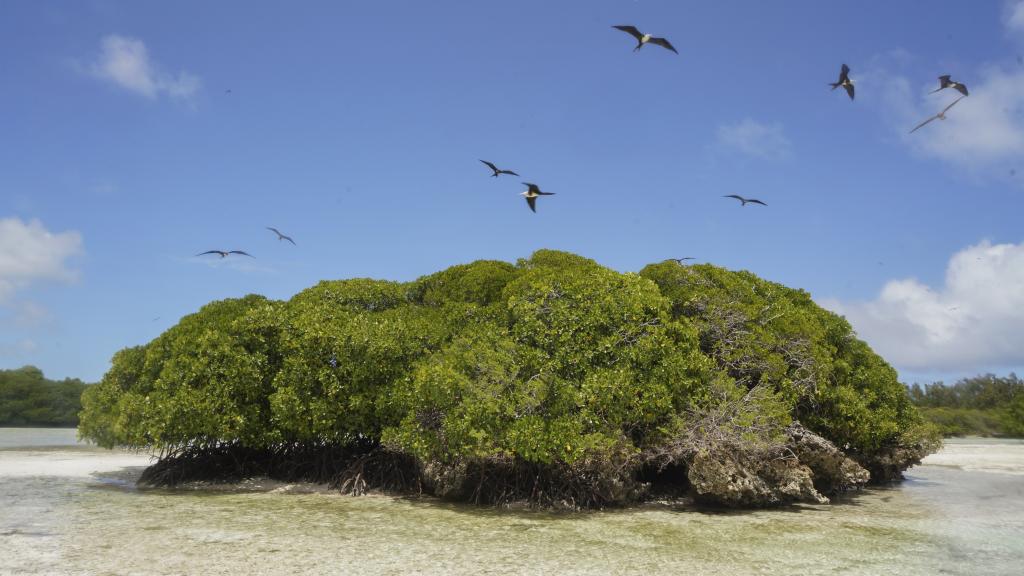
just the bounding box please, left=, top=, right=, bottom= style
left=1, top=430, right=1022, bottom=576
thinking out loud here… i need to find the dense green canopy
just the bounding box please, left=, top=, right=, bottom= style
left=80, top=251, right=936, bottom=504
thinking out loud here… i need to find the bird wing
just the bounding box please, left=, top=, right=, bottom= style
left=537, top=191, right=555, bottom=196
left=229, top=250, right=254, bottom=257
left=839, top=64, right=850, bottom=81
left=844, top=83, right=855, bottom=100
left=479, top=159, right=498, bottom=172
left=283, top=235, right=296, bottom=245
left=613, top=25, right=644, bottom=41
left=748, top=199, right=767, bottom=206
left=526, top=196, right=537, bottom=213
left=196, top=250, right=223, bottom=257
left=954, top=83, right=968, bottom=97
left=941, top=95, right=965, bottom=115
left=267, top=226, right=281, bottom=236
left=938, top=74, right=951, bottom=85
left=523, top=182, right=540, bottom=194
left=499, top=170, right=520, bottom=177
left=909, top=114, right=938, bottom=134
left=723, top=194, right=745, bottom=202
left=649, top=37, right=678, bottom=54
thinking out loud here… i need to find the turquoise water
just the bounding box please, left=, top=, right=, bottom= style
left=1, top=429, right=1022, bottom=575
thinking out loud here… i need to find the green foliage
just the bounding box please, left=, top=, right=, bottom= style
left=0, top=366, right=88, bottom=427
left=80, top=250, right=937, bottom=490
left=639, top=261, right=933, bottom=457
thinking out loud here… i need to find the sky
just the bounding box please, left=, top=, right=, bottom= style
left=1, top=1, right=1023, bottom=385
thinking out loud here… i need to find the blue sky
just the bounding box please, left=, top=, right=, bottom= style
left=1, top=1, right=1023, bottom=384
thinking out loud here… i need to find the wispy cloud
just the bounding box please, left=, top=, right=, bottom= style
left=862, top=18, right=1024, bottom=175
left=820, top=240, right=1024, bottom=374
left=89, top=35, right=200, bottom=100
left=1008, top=0, right=1024, bottom=34
left=0, top=217, right=83, bottom=304
left=0, top=338, right=37, bottom=359
left=716, top=119, right=792, bottom=160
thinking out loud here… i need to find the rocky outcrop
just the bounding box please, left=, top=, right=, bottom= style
left=679, top=423, right=878, bottom=507
left=854, top=436, right=941, bottom=483
left=686, top=448, right=827, bottom=507
left=786, top=422, right=870, bottom=494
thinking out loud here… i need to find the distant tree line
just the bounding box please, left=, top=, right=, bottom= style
left=908, top=374, right=1024, bottom=437
left=0, top=366, right=89, bottom=427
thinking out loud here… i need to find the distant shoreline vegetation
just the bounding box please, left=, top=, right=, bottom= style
left=909, top=374, right=1024, bottom=438
left=79, top=250, right=939, bottom=509
left=0, top=366, right=88, bottom=428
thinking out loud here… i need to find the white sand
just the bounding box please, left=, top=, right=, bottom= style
left=920, top=439, right=1024, bottom=475
left=0, top=449, right=152, bottom=478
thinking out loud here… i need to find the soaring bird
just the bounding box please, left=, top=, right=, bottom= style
left=521, top=182, right=555, bottom=213
left=266, top=227, right=296, bottom=245
left=830, top=64, right=855, bottom=100
left=668, top=257, right=695, bottom=264
left=612, top=25, right=678, bottom=54
left=479, top=160, right=519, bottom=178
left=909, top=96, right=965, bottom=134
left=196, top=250, right=254, bottom=258
left=930, top=75, right=968, bottom=97
left=723, top=194, right=767, bottom=206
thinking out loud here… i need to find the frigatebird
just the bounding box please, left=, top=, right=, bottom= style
left=266, top=227, right=296, bottom=245
left=668, top=257, right=696, bottom=264
left=931, top=75, right=968, bottom=97
left=480, top=160, right=519, bottom=178
left=830, top=64, right=855, bottom=100
left=196, top=250, right=254, bottom=258
left=612, top=25, right=678, bottom=54
left=909, top=96, right=965, bottom=134
left=723, top=195, right=767, bottom=207
left=521, top=182, right=555, bottom=213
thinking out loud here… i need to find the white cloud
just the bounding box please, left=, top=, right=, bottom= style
left=0, top=217, right=83, bottom=303
left=716, top=119, right=792, bottom=160
left=862, top=16, right=1024, bottom=173
left=821, top=240, right=1024, bottom=373
left=1008, top=1, right=1024, bottom=33
left=90, top=35, right=200, bottom=100
left=904, top=68, right=1024, bottom=167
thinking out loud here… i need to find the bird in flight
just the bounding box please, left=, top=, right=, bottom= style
left=830, top=64, right=855, bottom=100
left=668, top=257, right=695, bottom=264
left=521, top=182, right=555, bottom=213
left=723, top=194, right=767, bottom=207
left=931, top=75, right=968, bottom=97
left=909, top=96, right=965, bottom=134
left=266, top=227, right=296, bottom=245
left=612, top=25, right=678, bottom=54
left=196, top=250, right=254, bottom=258
left=479, top=160, right=519, bottom=178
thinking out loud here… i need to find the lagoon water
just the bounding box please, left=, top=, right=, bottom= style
left=1, top=429, right=1022, bottom=575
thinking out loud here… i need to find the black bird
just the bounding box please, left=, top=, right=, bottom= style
left=723, top=194, right=767, bottom=206
left=225, top=89, right=232, bottom=95
left=479, top=160, right=519, bottom=178
left=266, top=227, right=296, bottom=245
left=612, top=25, right=678, bottom=54
left=909, top=96, right=965, bottom=134
left=931, top=75, right=968, bottom=97
left=668, top=257, right=695, bottom=264
left=196, top=250, right=254, bottom=258
left=830, top=64, right=855, bottom=100
left=521, top=182, right=555, bottom=213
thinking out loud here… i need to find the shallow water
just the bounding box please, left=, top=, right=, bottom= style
left=1, top=430, right=1022, bottom=575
